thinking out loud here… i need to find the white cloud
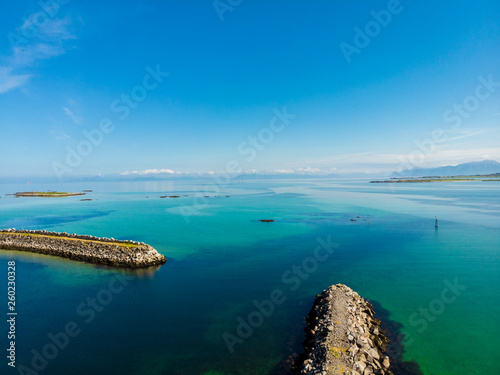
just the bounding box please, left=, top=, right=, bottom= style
left=118, top=149, right=500, bottom=178
left=120, top=169, right=176, bottom=176
left=268, top=167, right=322, bottom=174
left=11, top=17, right=76, bottom=66
left=1, top=15, right=77, bottom=94
left=296, top=167, right=322, bottom=173
left=0, top=67, right=31, bottom=94
left=439, top=128, right=495, bottom=143
left=420, top=147, right=500, bottom=165
left=308, top=147, right=500, bottom=174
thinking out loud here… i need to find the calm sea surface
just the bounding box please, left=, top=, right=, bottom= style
left=0, top=179, right=499, bottom=375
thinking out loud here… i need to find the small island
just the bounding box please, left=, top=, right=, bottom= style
left=13, top=191, right=86, bottom=197
left=0, top=229, right=166, bottom=268
left=371, top=173, right=500, bottom=183
left=370, top=178, right=474, bottom=183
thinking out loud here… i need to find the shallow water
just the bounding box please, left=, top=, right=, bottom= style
left=0, top=179, right=499, bottom=374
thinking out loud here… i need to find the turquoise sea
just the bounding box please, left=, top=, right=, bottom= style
left=1, top=179, right=499, bottom=375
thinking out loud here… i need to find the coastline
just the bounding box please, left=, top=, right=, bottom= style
left=12, top=191, right=86, bottom=197
left=0, top=229, right=166, bottom=268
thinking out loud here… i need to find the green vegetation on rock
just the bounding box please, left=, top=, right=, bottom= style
left=14, top=191, right=85, bottom=197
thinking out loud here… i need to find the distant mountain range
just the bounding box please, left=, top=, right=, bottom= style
left=392, top=160, right=500, bottom=177
left=13, top=161, right=500, bottom=184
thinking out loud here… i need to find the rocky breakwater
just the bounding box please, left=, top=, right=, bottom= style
left=0, top=229, right=166, bottom=268
left=298, top=284, right=392, bottom=375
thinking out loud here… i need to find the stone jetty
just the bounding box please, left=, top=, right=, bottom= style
left=0, top=229, right=166, bottom=268
left=297, top=284, right=393, bottom=375
left=13, top=191, right=85, bottom=197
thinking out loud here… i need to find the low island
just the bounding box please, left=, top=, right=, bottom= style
left=370, top=173, right=500, bottom=183
left=13, top=191, right=86, bottom=197
left=0, top=229, right=166, bottom=268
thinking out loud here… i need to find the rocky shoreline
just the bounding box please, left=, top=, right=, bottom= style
left=13, top=191, right=86, bottom=197
left=297, top=284, right=393, bottom=375
left=0, top=229, right=166, bottom=268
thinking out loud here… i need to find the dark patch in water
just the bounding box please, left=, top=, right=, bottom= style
left=0, top=210, right=114, bottom=229
left=267, top=297, right=315, bottom=375
left=286, top=295, right=322, bottom=375
left=280, top=212, right=370, bottom=226
left=369, top=299, right=424, bottom=375
left=302, top=212, right=344, bottom=217
left=272, top=193, right=309, bottom=198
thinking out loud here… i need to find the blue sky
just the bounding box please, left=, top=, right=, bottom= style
left=1, top=0, right=499, bottom=179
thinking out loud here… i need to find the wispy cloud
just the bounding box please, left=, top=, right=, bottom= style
left=118, top=150, right=500, bottom=178
left=62, top=106, right=83, bottom=125
left=440, top=128, right=496, bottom=142
left=1, top=13, right=77, bottom=94
left=48, top=116, right=73, bottom=141
left=309, top=147, right=500, bottom=174
left=0, top=67, right=31, bottom=94
left=119, top=166, right=339, bottom=177
left=12, top=17, right=76, bottom=65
